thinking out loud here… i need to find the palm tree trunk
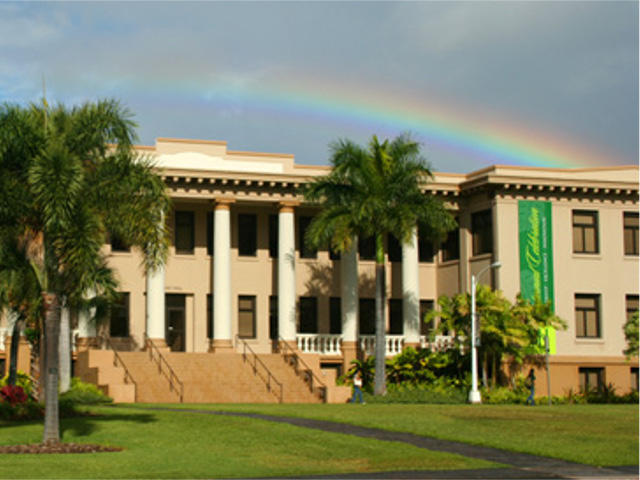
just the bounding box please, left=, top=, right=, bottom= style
left=58, top=302, right=71, bottom=393
left=482, top=351, right=488, bottom=388
left=7, top=313, right=22, bottom=386
left=374, top=233, right=387, bottom=396
left=42, top=292, right=60, bottom=445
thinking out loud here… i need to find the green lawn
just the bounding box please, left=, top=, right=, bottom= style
left=0, top=406, right=496, bottom=479
left=165, top=403, right=639, bottom=467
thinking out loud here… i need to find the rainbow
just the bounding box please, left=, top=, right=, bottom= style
left=188, top=73, right=621, bottom=169
left=53, top=72, right=626, bottom=169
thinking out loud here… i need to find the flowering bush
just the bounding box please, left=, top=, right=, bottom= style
left=0, top=385, right=28, bottom=406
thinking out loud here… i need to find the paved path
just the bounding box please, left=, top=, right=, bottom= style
left=137, top=406, right=639, bottom=480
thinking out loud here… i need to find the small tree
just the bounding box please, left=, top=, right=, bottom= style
left=624, top=311, right=639, bottom=358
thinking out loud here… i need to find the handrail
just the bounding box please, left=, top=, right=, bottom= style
left=102, top=335, right=137, bottom=400
left=278, top=337, right=327, bottom=403
left=143, top=333, right=184, bottom=403
left=235, top=336, right=283, bottom=403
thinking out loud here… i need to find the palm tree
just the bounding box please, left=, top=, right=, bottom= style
left=304, top=134, right=455, bottom=395
left=0, top=100, right=170, bottom=444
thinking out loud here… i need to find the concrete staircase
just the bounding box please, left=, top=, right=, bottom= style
left=76, top=349, right=351, bottom=404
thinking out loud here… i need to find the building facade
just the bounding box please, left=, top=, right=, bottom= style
left=1, top=137, right=638, bottom=396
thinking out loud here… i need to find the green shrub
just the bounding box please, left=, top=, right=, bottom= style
left=60, top=377, right=112, bottom=405
left=0, top=398, right=43, bottom=421
left=364, top=381, right=467, bottom=404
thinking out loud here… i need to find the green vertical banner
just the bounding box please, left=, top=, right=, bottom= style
left=518, top=200, right=556, bottom=354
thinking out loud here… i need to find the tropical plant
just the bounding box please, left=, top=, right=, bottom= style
left=0, top=100, right=170, bottom=444
left=304, top=134, right=455, bottom=394
left=623, top=310, right=638, bottom=358
left=428, top=286, right=566, bottom=388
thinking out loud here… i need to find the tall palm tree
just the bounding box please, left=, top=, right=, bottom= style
left=304, top=134, right=455, bottom=395
left=0, top=100, right=170, bottom=444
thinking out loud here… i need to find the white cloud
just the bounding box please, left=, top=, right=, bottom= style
left=0, top=4, right=68, bottom=48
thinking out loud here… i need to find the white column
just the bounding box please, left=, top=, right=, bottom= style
left=278, top=202, right=297, bottom=344
left=78, top=289, right=96, bottom=338
left=402, top=227, right=421, bottom=346
left=341, top=240, right=358, bottom=343
left=146, top=263, right=165, bottom=344
left=212, top=200, right=233, bottom=350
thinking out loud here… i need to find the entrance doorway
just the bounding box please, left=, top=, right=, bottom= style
left=166, top=294, right=186, bottom=352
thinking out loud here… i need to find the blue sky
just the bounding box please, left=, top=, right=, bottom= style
left=0, top=1, right=637, bottom=172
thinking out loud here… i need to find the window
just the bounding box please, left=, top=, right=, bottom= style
left=330, top=297, right=341, bottom=334
left=624, top=212, right=639, bottom=255
left=206, top=212, right=213, bottom=256
left=110, top=233, right=130, bottom=252
left=298, top=216, right=317, bottom=259
left=238, top=296, right=256, bottom=338
left=269, top=214, right=278, bottom=258
left=359, top=236, right=376, bottom=261
left=359, top=298, right=375, bottom=335
left=575, top=294, right=600, bottom=338
left=573, top=210, right=599, bottom=254
left=418, top=225, right=434, bottom=263
left=420, top=300, right=435, bottom=336
left=579, top=367, right=604, bottom=392
left=110, top=293, right=129, bottom=337
left=626, top=295, right=639, bottom=322
left=299, top=297, right=318, bottom=333
left=472, top=209, right=493, bottom=256
left=238, top=214, right=257, bottom=257
left=441, top=225, right=460, bottom=262
left=175, top=211, right=195, bottom=254
left=387, top=234, right=402, bottom=263
left=389, top=299, right=403, bottom=334
left=631, top=368, right=639, bottom=392
left=269, top=296, right=278, bottom=340
left=206, top=294, right=213, bottom=339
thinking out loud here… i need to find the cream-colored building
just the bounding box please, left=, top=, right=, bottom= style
left=1, top=137, right=638, bottom=398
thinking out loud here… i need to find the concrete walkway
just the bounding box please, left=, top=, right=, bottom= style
left=139, top=407, right=639, bottom=480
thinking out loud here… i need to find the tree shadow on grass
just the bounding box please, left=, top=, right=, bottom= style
left=61, top=410, right=157, bottom=439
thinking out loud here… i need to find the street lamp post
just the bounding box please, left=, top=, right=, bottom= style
left=469, top=261, right=501, bottom=404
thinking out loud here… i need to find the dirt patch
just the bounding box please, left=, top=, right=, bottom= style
left=0, top=443, right=123, bottom=454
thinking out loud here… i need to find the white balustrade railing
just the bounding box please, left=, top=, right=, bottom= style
left=295, top=333, right=456, bottom=356
left=296, top=334, right=342, bottom=355
left=420, top=335, right=456, bottom=351
left=359, top=335, right=404, bottom=356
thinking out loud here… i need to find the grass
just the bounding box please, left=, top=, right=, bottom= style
left=164, top=403, right=639, bottom=467
left=0, top=405, right=497, bottom=479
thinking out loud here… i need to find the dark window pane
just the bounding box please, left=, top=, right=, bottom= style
left=330, top=297, right=341, bottom=334
left=298, top=216, right=317, bottom=259
left=269, top=296, right=278, bottom=340
left=207, top=212, right=213, bottom=256
left=420, top=300, right=435, bottom=336
left=575, top=294, right=600, bottom=338
left=472, top=209, right=493, bottom=256
left=389, top=299, right=403, bottom=334
left=359, top=236, right=376, bottom=261
left=207, top=294, right=213, bottom=339
left=238, top=295, right=256, bottom=338
left=238, top=214, right=257, bottom=256
left=626, top=295, right=639, bottom=322
left=299, top=297, right=318, bottom=333
left=359, top=298, right=375, bottom=335
left=175, top=211, right=195, bottom=254
left=110, top=233, right=130, bottom=252
left=418, top=225, right=434, bottom=263
left=572, top=210, right=599, bottom=254
left=388, top=234, right=402, bottom=263
left=624, top=212, right=639, bottom=255
left=579, top=367, right=604, bottom=392
left=110, top=293, right=129, bottom=337
left=441, top=225, right=460, bottom=261
left=269, top=215, right=278, bottom=258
